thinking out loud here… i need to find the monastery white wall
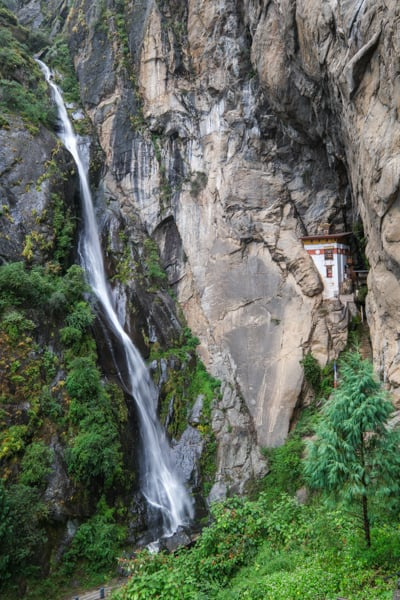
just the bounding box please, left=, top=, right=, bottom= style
left=303, top=241, right=350, bottom=299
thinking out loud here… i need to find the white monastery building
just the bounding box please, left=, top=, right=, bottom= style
left=301, top=232, right=352, bottom=299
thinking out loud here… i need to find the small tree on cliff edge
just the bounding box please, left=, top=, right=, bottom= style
left=304, top=351, right=400, bottom=546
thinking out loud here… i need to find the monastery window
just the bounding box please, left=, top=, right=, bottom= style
left=324, top=247, right=334, bottom=261
left=326, top=265, right=333, bottom=278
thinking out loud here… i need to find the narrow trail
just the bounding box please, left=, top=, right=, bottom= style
left=65, top=579, right=125, bottom=600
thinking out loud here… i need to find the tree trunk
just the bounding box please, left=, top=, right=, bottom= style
left=362, top=492, right=371, bottom=547
left=360, top=434, right=371, bottom=547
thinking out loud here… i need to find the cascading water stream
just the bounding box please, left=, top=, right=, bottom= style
left=37, top=59, right=194, bottom=537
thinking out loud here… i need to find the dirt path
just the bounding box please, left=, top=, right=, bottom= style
left=66, top=579, right=126, bottom=600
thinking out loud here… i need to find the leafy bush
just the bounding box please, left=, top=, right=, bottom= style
left=113, top=495, right=399, bottom=600
left=0, top=310, right=35, bottom=341
left=0, top=79, right=55, bottom=129
left=65, top=357, right=123, bottom=489
left=44, top=38, right=81, bottom=105
left=261, top=435, right=304, bottom=502
left=0, top=262, right=41, bottom=309
left=63, top=498, right=126, bottom=573
left=60, top=301, right=95, bottom=353
left=0, top=483, right=48, bottom=581
left=20, top=441, right=54, bottom=489
left=0, top=479, right=12, bottom=582
left=0, top=424, right=28, bottom=461
left=65, top=301, right=94, bottom=331
left=0, top=262, right=87, bottom=315
left=300, top=351, right=321, bottom=394
left=65, top=357, right=102, bottom=406
left=66, top=416, right=123, bottom=489
left=0, top=255, right=130, bottom=589
left=0, top=5, right=55, bottom=130
left=50, top=192, right=77, bottom=265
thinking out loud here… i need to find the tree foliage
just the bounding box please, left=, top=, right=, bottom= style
left=304, top=351, right=400, bottom=545
left=65, top=357, right=124, bottom=489
left=0, top=482, right=47, bottom=582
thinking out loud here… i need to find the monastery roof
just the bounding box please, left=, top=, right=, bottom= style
left=300, top=232, right=352, bottom=242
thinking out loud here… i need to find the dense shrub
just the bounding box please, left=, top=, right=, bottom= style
left=20, top=441, right=54, bottom=489
left=63, top=498, right=126, bottom=573
left=0, top=483, right=48, bottom=581
left=0, top=262, right=88, bottom=315
left=112, top=494, right=399, bottom=600
left=300, top=351, right=321, bottom=394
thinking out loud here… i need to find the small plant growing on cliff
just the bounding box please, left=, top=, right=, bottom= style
left=45, top=38, right=81, bottom=105
left=300, top=352, right=321, bottom=395
left=304, top=351, right=400, bottom=547
left=143, top=238, right=167, bottom=290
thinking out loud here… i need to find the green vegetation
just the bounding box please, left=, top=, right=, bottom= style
left=108, top=232, right=169, bottom=291
left=260, top=435, right=304, bottom=503
left=63, top=497, right=126, bottom=574
left=65, top=357, right=124, bottom=490
left=110, top=352, right=400, bottom=599
left=0, top=5, right=55, bottom=131
left=93, top=0, right=131, bottom=76
left=0, top=260, right=131, bottom=594
left=108, top=231, right=135, bottom=285
left=0, top=480, right=48, bottom=586
left=150, top=326, right=218, bottom=428
left=19, top=441, right=54, bottom=488
left=143, top=237, right=168, bottom=290
left=43, top=35, right=92, bottom=135
left=112, top=472, right=399, bottom=599
left=305, top=351, right=400, bottom=546
left=24, top=189, right=77, bottom=267
left=0, top=5, right=86, bottom=133
left=44, top=37, right=81, bottom=105
left=300, top=351, right=322, bottom=394
left=156, top=0, right=189, bottom=64
left=0, top=258, right=221, bottom=597
left=151, top=135, right=174, bottom=206
left=150, top=325, right=220, bottom=494
left=300, top=350, right=335, bottom=401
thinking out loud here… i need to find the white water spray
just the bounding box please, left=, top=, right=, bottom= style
left=37, top=60, right=194, bottom=536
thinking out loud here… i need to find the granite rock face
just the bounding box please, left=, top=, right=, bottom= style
left=0, top=116, right=78, bottom=265
left=12, top=0, right=400, bottom=492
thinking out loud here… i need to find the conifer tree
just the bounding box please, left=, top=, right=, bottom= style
left=304, top=351, right=400, bottom=546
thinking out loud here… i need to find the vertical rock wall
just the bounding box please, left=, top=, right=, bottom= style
left=60, top=0, right=352, bottom=493
left=245, top=0, right=400, bottom=402
left=15, top=0, right=400, bottom=493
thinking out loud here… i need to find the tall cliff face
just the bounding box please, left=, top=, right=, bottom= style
left=10, top=0, right=400, bottom=494
left=61, top=0, right=351, bottom=467
left=248, top=0, right=400, bottom=396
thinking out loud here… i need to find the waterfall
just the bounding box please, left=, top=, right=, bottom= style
left=37, top=60, right=194, bottom=537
